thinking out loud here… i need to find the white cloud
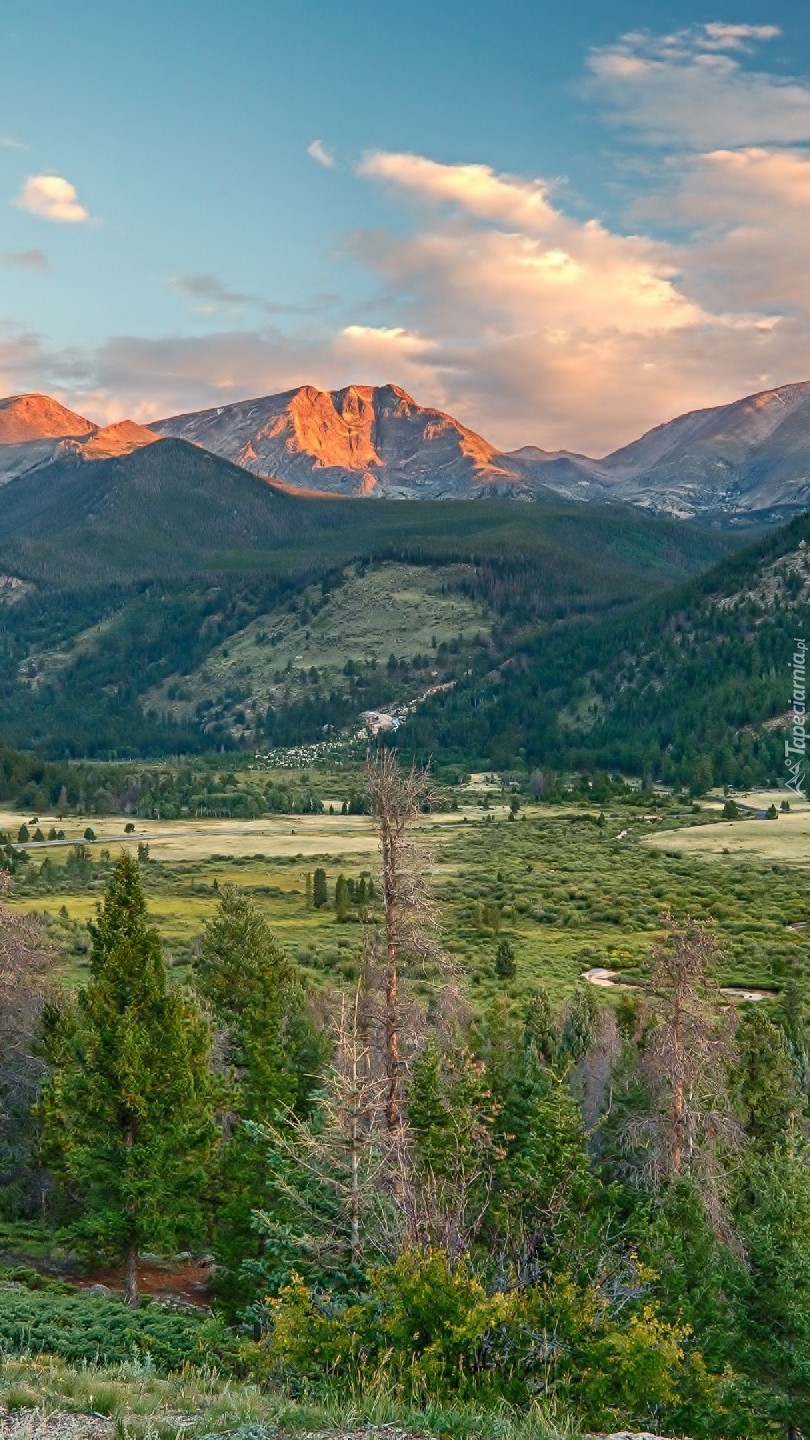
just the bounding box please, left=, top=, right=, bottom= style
left=307, top=139, right=335, bottom=169
left=13, top=174, right=91, bottom=224
left=632, top=145, right=810, bottom=329
left=337, top=146, right=810, bottom=451
left=587, top=23, right=810, bottom=147
left=358, top=151, right=556, bottom=231
left=0, top=135, right=26, bottom=150
left=699, top=23, right=781, bottom=51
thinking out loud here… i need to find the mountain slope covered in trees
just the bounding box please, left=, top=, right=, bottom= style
left=406, top=512, right=810, bottom=787
left=0, top=440, right=737, bottom=756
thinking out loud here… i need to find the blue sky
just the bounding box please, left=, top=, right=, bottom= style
left=2, top=0, right=810, bottom=451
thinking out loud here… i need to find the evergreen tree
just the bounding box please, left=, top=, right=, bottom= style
left=40, top=854, right=215, bottom=1305
left=196, top=889, right=323, bottom=1314
left=494, top=937, right=517, bottom=979
left=733, top=1143, right=810, bottom=1437
left=522, top=988, right=557, bottom=1067
left=734, top=1008, right=801, bottom=1152
left=559, top=982, right=599, bottom=1064
left=492, top=1042, right=595, bottom=1279
left=312, top=867, right=328, bottom=909
left=334, top=873, right=350, bottom=921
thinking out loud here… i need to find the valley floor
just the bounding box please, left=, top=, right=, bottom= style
left=5, top=776, right=808, bottom=1001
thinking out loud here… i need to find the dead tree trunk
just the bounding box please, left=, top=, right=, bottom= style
left=671, top=986, right=684, bottom=1176
left=644, top=915, right=738, bottom=1196
left=367, top=749, right=434, bottom=1134
left=381, top=805, right=402, bottom=1130
left=124, top=1244, right=139, bottom=1308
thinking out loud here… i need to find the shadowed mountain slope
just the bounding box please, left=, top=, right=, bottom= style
left=405, top=509, right=810, bottom=787
left=507, top=381, right=810, bottom=524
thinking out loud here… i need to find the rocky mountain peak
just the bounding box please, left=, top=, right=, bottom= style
left=151, top=383, right=524, bottom=497
left=0, top=393, right=94, bottom=445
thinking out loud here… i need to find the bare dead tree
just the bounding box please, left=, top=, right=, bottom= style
left=256, top=754, right=475, bottom=1274
left=255, top=983, right=402, bottom=1274
left=365, top=749, right=448, bottom=1131
left=631, top=916, right=742, bottom=1230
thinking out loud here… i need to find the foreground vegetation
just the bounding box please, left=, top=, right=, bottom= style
left=0, top=1354, right=579, bottom=1439
left=0, top=756, right=807, bottom=1438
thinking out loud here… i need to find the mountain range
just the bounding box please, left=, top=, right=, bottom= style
left=0, top=393, right=157, bottom=486
left=0, top=380, right=800, bottom=786
left=3, top=379, right=810, bottom=522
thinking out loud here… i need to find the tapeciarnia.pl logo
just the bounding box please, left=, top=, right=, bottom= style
left=785, top=635, right=807, bottom=796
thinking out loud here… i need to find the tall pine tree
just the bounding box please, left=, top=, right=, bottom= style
left=40, top=854, right=215, bottom=1305
left=195, top=888, right=323, bottom=1315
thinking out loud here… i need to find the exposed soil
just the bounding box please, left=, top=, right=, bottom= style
left=77, top=1256, right=213, bottom=1307
left=582, top=965, right=778, bottom=1003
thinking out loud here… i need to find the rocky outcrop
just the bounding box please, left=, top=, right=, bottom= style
left=0, top=393, right=93, bottom=445
left=151, top=383, right=532, bottom=498
left=0, top=401, right=157, bottom=485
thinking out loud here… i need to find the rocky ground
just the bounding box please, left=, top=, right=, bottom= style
left=0, top=1415, right=680, bottom=1440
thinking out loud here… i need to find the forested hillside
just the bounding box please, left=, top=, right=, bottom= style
left=0, top=443, right=734, bottom=758
left=406, top=514, right=810, bottom=788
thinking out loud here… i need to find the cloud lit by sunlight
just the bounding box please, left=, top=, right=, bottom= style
left=14, top=174, right=91, bottom=224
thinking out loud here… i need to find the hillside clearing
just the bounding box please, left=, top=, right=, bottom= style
left=144, top=561, right=492, bottom=727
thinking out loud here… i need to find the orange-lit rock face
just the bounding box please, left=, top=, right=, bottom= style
left=0, top=401, right=159, bottom=485
left=75, top=420, right=158, bottom=460
left=151, top=383, right=527, bottom=498
left=286, top=385, right=383, bottom=471
left=0, top=393, right=94, bottom=445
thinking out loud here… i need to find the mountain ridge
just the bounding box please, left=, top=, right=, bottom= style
left=504, top=380, right=810, bottom=522
left=4, top=379, right=810, bottom=522
left=151, top=382, right=529, bottom=498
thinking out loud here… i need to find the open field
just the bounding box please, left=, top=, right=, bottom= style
left=6, top=789, right=809, bottom=1003
left=645, top=790, right=810, bottom=866
left=0, top=804, right=507, bottom=862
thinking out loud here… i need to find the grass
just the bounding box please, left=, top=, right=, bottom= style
left=7, top=783, right=810, bottom=1002
left=645, top=791, right=810, bottom=866
left=0, top=1356, right=578, bottom=1439
left=142, top=561, right=493, bottom=725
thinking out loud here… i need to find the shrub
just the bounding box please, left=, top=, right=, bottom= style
left=264, top=1248, right=699, bottom=1428
left=0, top=1289, right=254, bottom=1375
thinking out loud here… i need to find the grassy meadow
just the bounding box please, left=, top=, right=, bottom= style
left=644, top=788, right=810, bottom=865
left=143, top=560, right=493, bottom=723
left=6, top=775, right=809, bottom=1004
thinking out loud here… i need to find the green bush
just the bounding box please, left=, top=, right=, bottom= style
left=264, top=1248, right=706, bottom=1429
left=0, top=1265, right=72, bottom=1294
left=0, top=1289, right=253, bottom=1375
